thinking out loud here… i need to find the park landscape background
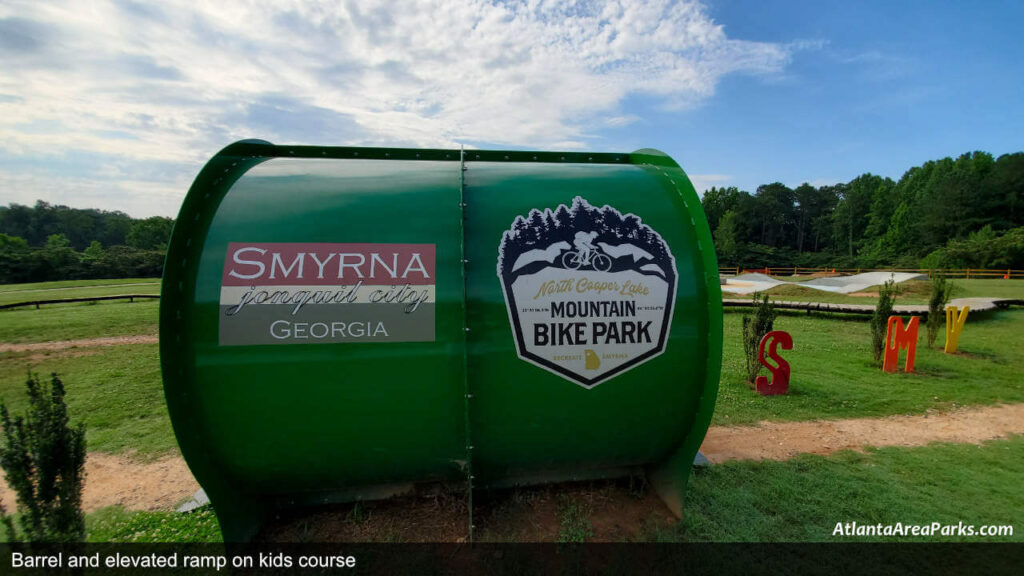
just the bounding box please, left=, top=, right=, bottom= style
left=1, top=149, right=1023, bottom=286
left=0, top=148, right=1022, bottom=542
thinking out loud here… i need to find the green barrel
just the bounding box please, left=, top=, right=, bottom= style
left=160, top=141, right=721, bottom=541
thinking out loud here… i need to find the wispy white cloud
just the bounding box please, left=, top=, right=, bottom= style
left=0, top=0, right=792, bottom=216
left=688, top=173, right=732, bottom=196
left=833, top=48, right=912, bottom=82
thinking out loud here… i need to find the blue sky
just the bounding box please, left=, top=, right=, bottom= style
left=0, top=0, right=1021, bottom=217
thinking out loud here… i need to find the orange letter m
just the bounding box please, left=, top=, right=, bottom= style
left=883, top=316, right=919, bottom=373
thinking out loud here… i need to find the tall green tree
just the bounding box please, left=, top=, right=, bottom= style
left=754, top=183, right=795, bottom=249
left=126, top=216, right=174, bottom=251
left=701, top=186, right=743, bottom=233
left=713, top=209, right=743, bottom=265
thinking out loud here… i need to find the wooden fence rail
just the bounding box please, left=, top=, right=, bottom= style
left=0, top=294, right=160, bottom=310
left=723, top=298, right=1024, bottom=316
left=718, top=267, right=1024, bottom=279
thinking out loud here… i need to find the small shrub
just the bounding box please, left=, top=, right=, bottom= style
left=346, top=502, right=369, bottom=525
left=870, top=279, right=897, bottom=364
left=927, top=276, right=953, bottom=347
left=0, top=372, right=86, bottom=542
left=556, top=495, right=593, bottom=543
left=742, top=293, right=776, bottom=383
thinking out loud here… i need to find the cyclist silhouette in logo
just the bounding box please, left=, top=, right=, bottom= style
left=563, top=231, right=612, bottom=271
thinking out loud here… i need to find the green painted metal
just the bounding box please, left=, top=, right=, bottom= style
left=160, top=141, right=721, bottom=541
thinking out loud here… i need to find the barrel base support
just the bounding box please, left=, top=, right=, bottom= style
left=211, top=492, right=270, bottom=543
left=648, top=441, right=708, bottom=518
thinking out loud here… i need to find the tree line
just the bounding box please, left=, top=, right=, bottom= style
left=1, top=149, right=1022, bottom=285
left=0, top=201, right=173, bottom=284
left=703, top=151, right=1024, bottom=270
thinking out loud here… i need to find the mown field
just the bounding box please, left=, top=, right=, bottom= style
left=715, top=307, right=1024, bottom=426
left=0, top=277, right=161, bottom=306
left=0, top=277, right=1020, bottom=542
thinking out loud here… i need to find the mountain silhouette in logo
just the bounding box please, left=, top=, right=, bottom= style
left=497, top=196, right=675, bottom=282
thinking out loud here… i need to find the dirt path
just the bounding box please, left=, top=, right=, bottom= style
left=1, top=404, right=1020, bottom=516
left=700, top=403, right=1024, bottom=463
left=0, top=334, right=158, bottom=353
left=0, top=453, right=199, bottom=513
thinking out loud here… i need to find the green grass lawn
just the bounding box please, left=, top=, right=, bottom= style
left=714, top=308, right=1024, bottom=426
left=0, top=300, right=159, bottom=343
left=0, top=277, right=160, bottom=294
left=0, top=277, right=160, bottom=292
left=86, top=506, right=222, bottom=543
left=0, top=284, right=161, bottom=306
left=0, top=286, right=1019, bottom=457
left=954, top=278, right=1024, bottom=299
left=661, top=436, right=1023, bottom=542
left=0, top=344, right=175, bottom=457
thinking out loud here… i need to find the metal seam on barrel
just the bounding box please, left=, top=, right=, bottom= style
left=458, top=147, right=475, bottom=541
left=655, top=159, right=719, bottom=510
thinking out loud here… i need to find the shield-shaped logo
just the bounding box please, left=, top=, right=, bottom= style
left=496, top=197, right=677, bottom=388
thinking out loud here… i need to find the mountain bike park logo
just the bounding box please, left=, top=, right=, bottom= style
left=497, top=197, right=677, bottom=388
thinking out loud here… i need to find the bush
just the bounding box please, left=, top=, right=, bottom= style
left=742, top=293, right=776, bottom=383
left=0, top=373, right=86, bottom=542
left=927, top=276, right=953, bottom=347
left=870, top=279, right=897, bottom=364
left=924, top=226, right=1024, bottom=270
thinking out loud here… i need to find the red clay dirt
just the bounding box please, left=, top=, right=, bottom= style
left=1, top=404, right=1020, bottom=540
left=0, top=452, right=199, bottom=513
left=699, top=403, right=1024, bottom=463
